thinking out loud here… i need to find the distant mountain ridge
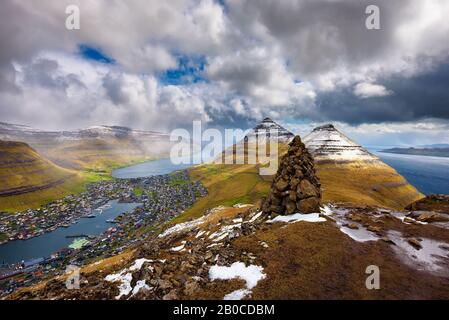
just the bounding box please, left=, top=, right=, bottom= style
left=0, top=122, right=173, bottom=171
left=0, top=122, right=168, bottom=140
left=381, top=146, right=449, bottom=158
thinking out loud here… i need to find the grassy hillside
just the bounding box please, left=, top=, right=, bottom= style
left=34, top=138, right=158, bottom=171
left=316, top=162, right=423, bottom=210
left=177, top=164, right=270, bottom=223
left=0, top=141, right=99, bottom=212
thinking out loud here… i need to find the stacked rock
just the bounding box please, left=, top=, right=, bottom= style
left=262, top=135, right=321, bottom=215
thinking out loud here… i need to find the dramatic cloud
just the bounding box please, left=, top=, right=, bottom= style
left=0, top=0, right=449, bottom=145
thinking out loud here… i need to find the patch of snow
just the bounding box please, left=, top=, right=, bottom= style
left=224, top=289, right=252, bottom=300
left=209, top=223, right=242, bottom=240
left=195, top=230, right=206, bottom=238
left=233, top=204, right=251, bottom=209
left=105, top=257, right=156, bottom=299
left=210, top=206, right=226, bottom=213
left=129, top=258, right=152, bottom=271
left=339, top=226, right=379, bottom=242
left=170, top=243, right=186, bottom=252
left=131, top=280, right=150, bottom=297
left=233, top=218, right=243, bottom=223
left=105, top=272, right=133, bottom=300
left=209, top=262, right=266, bottom=300
left=388, top=230, right=449, bottom=274
left=389, top=211, right=427, bottom=225
left=320, top=205, right=333, bottom=216
left=247, top=211, right=263, bottom=223
left=158, top=216, right=206, bottom=238
left=213, top=232, right=229, bottom=242
left=267, top=213, right=326, bottom=224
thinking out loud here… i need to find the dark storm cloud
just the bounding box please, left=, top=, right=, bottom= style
left=226, top=0, right=411, bottom=75
left=315, top=60, right=449, bottom=124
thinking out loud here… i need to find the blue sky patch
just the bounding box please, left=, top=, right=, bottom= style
left=160, top=55, right=207, bottom=85
left=78, top=45, right=115, bottom=64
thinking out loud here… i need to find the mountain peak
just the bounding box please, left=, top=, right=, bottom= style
left=248, top=117, right=294, bottom=142
left=313, top=124, right=336, bottom=131
left=304, top=124, right=379, bottom=163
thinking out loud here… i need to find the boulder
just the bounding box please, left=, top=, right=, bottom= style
left=297, top=179, right=319, bottom=198
left=275, top=179, right=289, bottom=192
left=298, top=197, right=320, bottom=214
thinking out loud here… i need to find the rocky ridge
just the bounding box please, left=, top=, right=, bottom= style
left=8, top=199, right=449, bottom=300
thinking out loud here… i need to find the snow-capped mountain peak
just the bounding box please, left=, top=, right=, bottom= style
left=246, top=117, right=294, bottom=142
left=303, top=124, right=379, bottom=163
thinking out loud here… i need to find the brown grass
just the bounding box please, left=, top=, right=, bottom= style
left=316, top=162, right=424, bottom=210
left=231, top=220, right=449, bottom=299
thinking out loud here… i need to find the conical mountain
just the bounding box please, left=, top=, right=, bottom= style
left=303, top=124, right=379, bottom=163
left=245, top=117, right=294, bottom=143
left=219, top=118, right=293, bottom=165
left=303, top=124, right=423, bottom=209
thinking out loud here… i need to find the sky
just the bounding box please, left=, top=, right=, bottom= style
left=1, top=0, right=449, bottom=147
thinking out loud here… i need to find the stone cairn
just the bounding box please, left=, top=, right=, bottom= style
left=262, top=135, right=321, bottom=215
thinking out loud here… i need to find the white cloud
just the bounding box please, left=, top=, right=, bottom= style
left=353, top=82, right=393, bottom=99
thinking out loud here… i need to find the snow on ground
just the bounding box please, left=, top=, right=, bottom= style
left=209, top=223, right=242, bottom=241
left=247, top=211, right=263, bottom=223
left=224, top=289, right=252, bottom=300
left=388, top=230, right=449, bottom=274
left=233, top=204, right=252, bottom=208
left=105, top=258, right=153, bottom=299
left=321, top=205, right=379, bottom=242
left=389, top=211, right=428, bottom=225
left=209, top=262, right=266, bottom=300
left=131, top=280, right=150, bottom=297
left=195, top=230, right=206, bottom=238
left=266, top=213, right=326, bottom=224
left=339, top=226, right=379, bottom=242
left=170, top=241, right=186, bottom=252
left=129, top=258, right=152, bottom=271
left=105, top=271, right=133, bottom=299
left=158, top=216, right=206, bottom=238
left=320, top=205, right=333, bottom=216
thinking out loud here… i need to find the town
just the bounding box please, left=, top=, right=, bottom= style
left=0, top=170, right=207, bottom=296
